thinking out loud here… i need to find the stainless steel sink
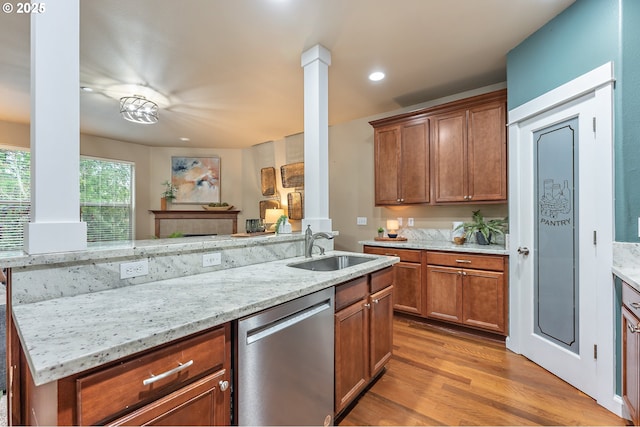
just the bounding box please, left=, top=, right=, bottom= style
left=288, top=255, right=374, bottom=271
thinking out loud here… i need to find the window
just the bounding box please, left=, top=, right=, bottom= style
left=0, top=148, right=134, bottom=250
left=80, top=157, right=134, bottom=243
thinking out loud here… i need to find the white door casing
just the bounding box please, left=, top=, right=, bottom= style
left=507, top=63, right=617, bottom=415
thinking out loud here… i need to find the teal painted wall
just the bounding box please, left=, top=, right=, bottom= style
left=619, top=0, right=640, bottom=242
left=507, top=0, right=640, bottom=242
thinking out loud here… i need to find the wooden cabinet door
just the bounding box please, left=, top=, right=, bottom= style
left=374, top=125, right=401, bottom=205
left=461, top=269, right=506, bottom=334
left=623, top=307, right=640, bottom=425
left=334, top=299, right=370, bottom=413
left=110, top=369, right=230, bottom=426
left=432, top=110, right=467, bottom=203
left=369, top=286, right=394, bottom=377
left=467, top=100, right=507, bottom=202
left=426, top=265, right=463, bottom=322
left=399, top=120, right=429, bottom=204
left=393, top=261, right=423, bottom=315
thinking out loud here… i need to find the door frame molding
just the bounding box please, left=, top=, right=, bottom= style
left=507, top=62, right=618, bottom=415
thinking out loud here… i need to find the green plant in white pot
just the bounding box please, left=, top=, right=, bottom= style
left=455, top=210, right=508, bottom=245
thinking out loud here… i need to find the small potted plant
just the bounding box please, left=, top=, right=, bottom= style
left=455, top=210, right=508, bottom=245
left=161, top=180, right=178, bottom=210
left=377, top=227, right=384, bottom=238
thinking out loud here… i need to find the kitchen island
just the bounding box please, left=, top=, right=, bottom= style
left=4, top=233, right=398, bottom=425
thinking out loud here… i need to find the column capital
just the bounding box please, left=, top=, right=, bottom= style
left=301, top=44, right=332, bottom=68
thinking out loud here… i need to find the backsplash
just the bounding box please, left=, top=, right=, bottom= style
left=398, top=227, right=505, bottom=245
left=613, top=242, right=640, bottom=267
left=10, top=233, right=334, bottom=305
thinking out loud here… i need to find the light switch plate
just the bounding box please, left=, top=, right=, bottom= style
left=408, top=218, right=414, bottom=227
left=397, top=217, right=403, bottom=226
left=356, top=217, right=367, bottom=225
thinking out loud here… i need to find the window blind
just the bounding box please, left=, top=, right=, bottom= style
left=0, top=149, right=134, bottom=250
left=0, top=149, right=31, bottom=251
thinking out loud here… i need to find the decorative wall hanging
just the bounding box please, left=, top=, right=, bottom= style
left=171, top=156, right=221, bottom=204
left=261, top=167, right=277, bottom=196
left=280, top=162, right=304, bottom=188
left=287, top=192, right=303, bottom=220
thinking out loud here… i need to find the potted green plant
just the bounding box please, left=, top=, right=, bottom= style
left=377, top=227, right=384, bottom=238
left=161, top=180, right=177, bottom=210
left=455, top=210, right=508, bottom=245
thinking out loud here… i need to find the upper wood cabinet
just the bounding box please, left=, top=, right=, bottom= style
left=374, top=118, right=429, bottom=205
left=370, top=89, right=507, bottom=206
left=432, top=97, right=507, bottom=203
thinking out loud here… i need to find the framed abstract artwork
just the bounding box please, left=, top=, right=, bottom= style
left=171, top=156, right=221, bottom=204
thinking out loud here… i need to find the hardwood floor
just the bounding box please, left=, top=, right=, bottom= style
left=338, top=315, right=630, bottom=426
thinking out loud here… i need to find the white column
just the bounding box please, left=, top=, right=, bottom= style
left=300, top=44, right=332, bottom=233
left=24, top=0, right=87, bottom=254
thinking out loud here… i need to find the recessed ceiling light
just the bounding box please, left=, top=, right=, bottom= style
left=180, top=137, right=190, bottom=142
left=369, top=71, right=385, bottom=82
left=80, top=86, right=94, bottom=92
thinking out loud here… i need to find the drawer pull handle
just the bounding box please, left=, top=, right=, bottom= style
left=455, top=259, right=472, bottom=264
left=628, top=323, right=640, bottom=334
left=384, top=253, right=398, bottom=257
left=143, top=360, right=194, bottom=386
left=630, top=302, right=640, bottom=309
left=219, top=380, right=229, bottom=392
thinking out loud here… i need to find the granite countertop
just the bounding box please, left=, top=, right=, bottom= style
left=13, top=250, right=397, bottom=386
left=359, top=239, right=508, bottom=255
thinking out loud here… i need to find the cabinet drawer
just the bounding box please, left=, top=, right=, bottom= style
left=77, top=325, right=228, bottom=426
left=623, top=281, right=640, bottom=318
left=371, top=267, right=393, bottom=293
left=335, top=276, right=369, bottom=311
left=426, top=251, right=504, bottom=271
left=364, top=246, right=421, bottom=263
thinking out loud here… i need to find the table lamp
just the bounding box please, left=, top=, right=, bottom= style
left=386, top=219, right=399, bottom=238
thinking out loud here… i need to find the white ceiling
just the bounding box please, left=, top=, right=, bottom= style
left=0, top=0, right=574, bottom=149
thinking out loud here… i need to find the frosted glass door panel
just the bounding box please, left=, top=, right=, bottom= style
left=533, top=117, right=579, bottom=353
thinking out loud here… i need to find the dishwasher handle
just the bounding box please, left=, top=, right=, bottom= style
left=246, top=299, right=332, bottom=345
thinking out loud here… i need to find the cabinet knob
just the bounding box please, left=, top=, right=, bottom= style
left=364, top=303, right=371, bottom=309
left=372, top=299, right=379, bottom=304
left=517, top=247, right=530, bottom=256
left=219, top=380, right=229, bottom=392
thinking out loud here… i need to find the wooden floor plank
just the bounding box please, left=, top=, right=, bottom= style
left=337, top=316, right=630, bottom=426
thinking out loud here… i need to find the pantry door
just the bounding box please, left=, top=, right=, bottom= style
left=507, top=63, right=614, bottom=407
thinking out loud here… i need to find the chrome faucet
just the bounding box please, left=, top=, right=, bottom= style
left=304, top=225, right=334, bottom=258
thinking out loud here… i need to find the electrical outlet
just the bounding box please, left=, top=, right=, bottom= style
left=397, top=217, right=403, bottom=227
left=120, top=259, right=149, bottom=279
left=356, top=217, right=367, bottom=225
left=408, top=218, right=414, bottom=227
left=203, top=252, right=222, bottom=267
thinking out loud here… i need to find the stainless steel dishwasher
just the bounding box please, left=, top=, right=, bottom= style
left=236, top=287, right=334, bottom=426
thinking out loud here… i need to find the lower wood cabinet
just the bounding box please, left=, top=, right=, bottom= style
left=364, top=246, right=423, bottom=315
left=622, top=280, right=640, bottom=425
left=334, top=268, right=393, bottom=414
left=425, top=251, right=507, bottom=335
left=12, top=323, right=231, bottom=426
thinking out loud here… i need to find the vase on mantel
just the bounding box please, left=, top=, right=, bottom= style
left=161, top=197, right=168, bottom=211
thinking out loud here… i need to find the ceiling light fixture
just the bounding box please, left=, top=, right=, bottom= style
left=369, top=71, right=385, bottom=82
left=119, top=95, right=159, bottom=124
